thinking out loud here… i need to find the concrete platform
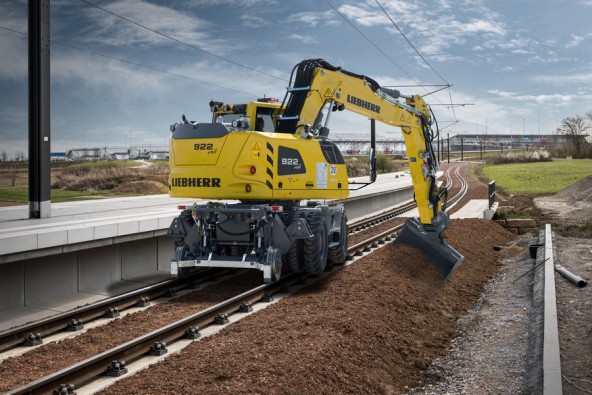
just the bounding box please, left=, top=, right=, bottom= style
left=399, top=199, right=495, bottom=220
left=0, top=195, right=201, bottom=261
left=450, top=199, right=493, bottom=219
left=0, top=172, right=414, bottom=327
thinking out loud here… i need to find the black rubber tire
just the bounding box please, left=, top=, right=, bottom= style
left=282, top=211, right=305, bottom=274
left=328, top=211, right=348, bottom=266
left=303, top=211, right=328, bottom=276
left=284, top=239, right=305, bottom=273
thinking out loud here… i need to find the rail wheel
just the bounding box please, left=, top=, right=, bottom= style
left=303, top=211, right=328, bottom=276
left=175, top=244, right=194, bottom=279
left=328, top=212, right=348, bottom=266
left=265, top=246, right=282, bottom=282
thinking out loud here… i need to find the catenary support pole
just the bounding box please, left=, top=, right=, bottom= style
left=28, top=0, right=51, bottom=218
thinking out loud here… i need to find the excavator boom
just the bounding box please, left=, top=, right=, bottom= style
left=276, top=59, right=463, bottom=277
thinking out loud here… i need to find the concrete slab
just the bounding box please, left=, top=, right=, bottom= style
left=82, top=272, right=170, bottom=297
left=0, top=195, right=192, bottom=259
left=398, top=200, right=493, bottom=220
left=0, top=271, right=170, bottom=332
left=0, top=305, right=59, bottom=332
left=450, top=199, right=490, bottom=219
left=27, top=291, right=107, bottom=313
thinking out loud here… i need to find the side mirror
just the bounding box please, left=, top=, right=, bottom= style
left=369, top=148, right=376, bottom=182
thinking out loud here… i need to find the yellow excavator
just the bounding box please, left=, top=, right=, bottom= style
left=166, top=59, right=463, bottom=282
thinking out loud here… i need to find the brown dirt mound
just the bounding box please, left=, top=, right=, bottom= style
left=553, top=175, right=592, bottom=203
left=112, top=180, right=167, bottom=195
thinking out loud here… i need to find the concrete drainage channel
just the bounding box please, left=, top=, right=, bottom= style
left=529, top=223, right=587, bottom=394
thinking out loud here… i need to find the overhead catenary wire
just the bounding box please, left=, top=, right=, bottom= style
left=374, top=0, right=449, bottom=85
left=0, top=25, right=256, bottom=97
left=324, top=0, right=450, bottom=109
left=78, top=0, right=288, bottom=82
left=373, top=0, right=458, bottom=122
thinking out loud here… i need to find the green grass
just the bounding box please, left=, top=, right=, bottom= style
left=67, top=160, right=139, bottom=170
left=480, top=159, right=592, bottom=194
left=0, top=186, right=116, bottom=203
left=556, top=220, right=592, bottom=238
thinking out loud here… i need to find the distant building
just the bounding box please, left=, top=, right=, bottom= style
left=146, top=150, right=169, bottom=160
left=65, top=148, right=102, bottom=161
left=50, top=152, right=66, bottom=161
left=110, top=152, right=130, bottom=161
left=445, top=134, right=576, bottom=152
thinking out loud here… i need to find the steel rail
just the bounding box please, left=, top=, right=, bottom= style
left=347, top=224, right=404, bottom=256
left=348, top=201, right=416, bottom=232
left=0, top=268, right=221, bottom=354
left=6, top=276, right=294, bottom=395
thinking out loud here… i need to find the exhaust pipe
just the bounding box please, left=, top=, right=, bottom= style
left=394, top=216, right=464, bottom=279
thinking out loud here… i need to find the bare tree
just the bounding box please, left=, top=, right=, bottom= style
left=9, top=165, right=18, bottom=186
left=15, top=151, right=25, bottom=161
left=558, top=115, right=589, bottom=153
left=0, top=151, right=6, bottom=162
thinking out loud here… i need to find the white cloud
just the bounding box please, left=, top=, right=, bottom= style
left=240, top=14, right=269, bottom=28
left=564, top=33, right=592, bottom=49
left=457, top=19, right=505, bottom=35
left=532, top=72, right=592, bottom=85
left=335, top=0, right=510, bottom=62
left=169, top=61, right=286, bottom=100
left=566, top=34, right=585, bottom=48
left=488, top=89, right=574, bottom=105
left=0, top=33, right=27, bottom=80
left=283, top=10, right=340, bottom=27
left=51, top=50, right=169, bottom=101
left=0, top=2, right=28, bottom=80
left=287, top=34, right=317, bottom=45
left=77, top=0, right=224, bottom=52
left=186, top=0, right=277, bottom=7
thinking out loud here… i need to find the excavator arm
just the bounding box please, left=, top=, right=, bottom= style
left=276, top=59, right=463, bottom=278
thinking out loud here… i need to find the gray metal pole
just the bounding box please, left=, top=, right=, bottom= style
left=28, top=0, right=51, bottom=218
left=447, top=133, right=450, bottom=164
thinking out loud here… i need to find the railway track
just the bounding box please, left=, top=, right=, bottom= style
left=2, top=164, right=471, bottom=394
left=0, top=163, right=468, bottom=357
left=6, top=277, right=297, bottom=395
left=0, top=269, right=229, bottom=357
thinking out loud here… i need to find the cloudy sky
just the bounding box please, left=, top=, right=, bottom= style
left=1, top=0, right=592, bottom=157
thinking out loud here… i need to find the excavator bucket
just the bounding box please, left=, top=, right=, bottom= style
left=394, top=217, right=464, bottom=279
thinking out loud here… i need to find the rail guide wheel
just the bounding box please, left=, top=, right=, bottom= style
left=264, top=246, right=282, bottom=283
left=175, top=244, right=194, bottom=278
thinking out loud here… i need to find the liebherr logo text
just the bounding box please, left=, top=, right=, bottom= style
left=171, top=177, right=221, bottom=188
left=347, top=95, right=380, bottom=113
